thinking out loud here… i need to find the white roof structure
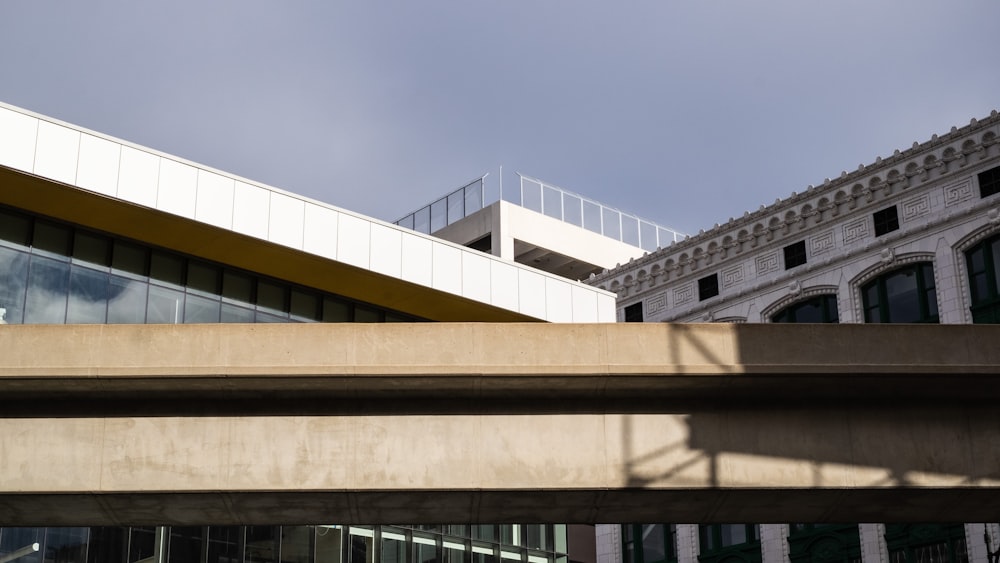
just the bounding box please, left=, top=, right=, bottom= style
left=0, top=101, right=616, bottom=323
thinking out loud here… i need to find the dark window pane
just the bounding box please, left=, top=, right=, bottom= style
left=44, top=527, right=89, bottom=563
left=624, top=302, right=643, bottom=322
left=0, top=208, right=31, bottom=248
left=283, top=526, right=315, bottom=563
left=72, top=231, right=110, bottom=266
left=112, top=240, right=147, bottom=277
left=0, top=527, right=44, bottom=563
left=885, top=270, right=920, bottom=322
left=979, top=165, right=1000, bottom=198
left=169, top=526, right=204, bottom=563
left=67, top=266, right=109, bottom=323
left=290, top=290, right=320, bottom=321
left=323, top=298, right=353, bottom=322
left=256, top=281, right=286, bottom=314
left=150, top=251, right=185, bottom=287
left=188, top=261, right=220, bottom=295
left=207, top=526, right=241, bottom=563
left=873, top=206, right=900, bottom=237
left=129, top=527, right=157, bottom=563
left=355, top=305, right=381, bottom=323
left=33, top=220, right=72, bottom=257
left=641, top=525, right=666, bottom=563
left=222, top=270, right=253, bottom=304
left=784, top=241, right=807, bottom=269
left=87, top=527, right=126, bottom=563
left=698, top=274, right=719, bottom=301
left=245, top=526, right=277, bottom=563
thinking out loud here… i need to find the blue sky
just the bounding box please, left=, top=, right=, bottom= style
left=2, top=1, right=998, bottom=235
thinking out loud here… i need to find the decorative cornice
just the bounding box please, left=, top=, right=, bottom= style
left=590, top=110, right=1000, bottom=291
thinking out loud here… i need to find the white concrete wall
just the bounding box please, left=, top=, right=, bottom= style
left=0, top=101, right=617, bottom=323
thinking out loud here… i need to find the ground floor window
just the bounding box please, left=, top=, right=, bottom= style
left=885, top=524, right=968, bottom=563
left=788, top=524, right=861, bottom=563
left=697, top=525, right=760, bottom=563
left=623, top=525, right=676, bottom=563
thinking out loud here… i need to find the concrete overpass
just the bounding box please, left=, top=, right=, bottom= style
left=0, top=323, right=998, bottom=525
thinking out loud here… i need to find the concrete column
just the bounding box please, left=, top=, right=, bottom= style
left=760, top=525, right=789, bottom=563
left=676, top=525, right=700, bottom=563
left=935, top=235, right=967, bottom=324
left=859, top=524, right=888, bottom=563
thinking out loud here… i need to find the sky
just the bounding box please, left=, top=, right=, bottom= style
left=1, top=1, right=999, bottom=236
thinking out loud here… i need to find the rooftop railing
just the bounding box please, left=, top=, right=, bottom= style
left=394, top=172, right=685, bottom=252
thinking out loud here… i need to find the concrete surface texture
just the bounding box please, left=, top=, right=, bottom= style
left=0, top=323, right=998, bottom=525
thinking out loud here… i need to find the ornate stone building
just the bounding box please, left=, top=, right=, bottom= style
left=588, top=112, right=1000, bottom=563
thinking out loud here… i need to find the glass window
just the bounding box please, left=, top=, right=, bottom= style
left=324, top=298, right=353, bottom=322
left=640, top=221, right=657, bottom=252
left=222, top=270, right=253, bottom=305
left=108, top=275, right=148, bottom=324
left=355, top=305, right=382, bottom=323
left=873, top=206, right=900, bottom=237
left=621, top=216, right=640, bottom=247
left=67, top=266, right=109, bottom=323
left=564, top=195, right=582, bottom=227
left=207, top=526, right=241, bottom=563
left=112, top=240, right=147, bottom=278
left=187, top=261, right=220, bottom=295
left=0, top=527, right=44, bottom=563
left=169, top=526, right=204, bottom=563
left=184, top=293, right=221, bottom=323
left=148, top=285, right=185, bottom=324
left=464, top=181, right=483, bottom=216
left=150, top=251, right=185, bottom=287
left=246, top=526, right=277, bottom=563
left=784, top=241, right=807, bottom=269
left=862, top=263, right=938, bottom=323
left=966, top=234, right=1000, bottom=323
left=129, top=527, right=157, bottom=563
left=771, top=295, right=838, bottom=323
left=221, top=303, right=255, bottom=323
left=431, top=198, right=448, bottom=233
left=624, top=302, right=643, bottom=323
left=0, top=246, right=29, bottom=324
left=32, top=220, right=72, bottom=258
left=290, top=290, right=320, bottom=321
left=698, top=274, right=719, bottom=301
left=282, top=526, right=315, bottom=563
left=72, top=231, right=110, bottom=267
left=979, top=165, right=1000, bottom=198
left=256, top=281, right=287, bottom=315
left=24, top=256, right=69, bottom=323
left=0, top=208, right=31, bottom=249
left=414, top=207, right=431, bottom=234
left=521, top=180, right=542, bottom=213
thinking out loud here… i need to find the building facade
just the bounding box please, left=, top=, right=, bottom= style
left=588, top=113, right=1000, bottom=563
left=0, top=101, right=616, bottom=563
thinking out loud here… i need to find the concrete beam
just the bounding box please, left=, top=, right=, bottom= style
left=1, top=323, right=999, bottom=524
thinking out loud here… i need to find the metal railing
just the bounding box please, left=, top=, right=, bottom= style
left=514, top=174, right=685, bottom=252
left=394, top=174, right=492, bottom=234
left=394, top=171, right=685, bottom=251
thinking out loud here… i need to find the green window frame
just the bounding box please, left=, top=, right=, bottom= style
left=697, top=525, right=761, bottom=563
left=885, top=524, right=968, bottom=563
left=623, top=525, right=676, bottom=563
left=861, top=262, right=939, bottom=323
left=771, top=295, right=839, bottom=323
left=966, top=234, right=1000, bottom=323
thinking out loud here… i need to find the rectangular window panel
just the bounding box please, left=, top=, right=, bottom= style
left=221, top=303, right=255, bottom=323
left=290, top=290, right=320, bottom=321
left=431, top=198, right=448, bottom=233
left=207, top=526, right=241, bottom=563
left=24, top=256, right=69, bottom=323
left=188, top=260, right=220, bottom=295
left=414, top=207, right=431, bottom=234
left=355, top=305, right=381, bottom=323
left=111, top=240, right=147, bottom=278
left=256, top=281, right=287, bottom=315
left=0, top=208, right=31, bottom=249
left=66, top=266, right=109, bottom=323
left=222, top=270, right=253, bottom=304
left=582, top=201, right=602, bottom=234
left=448, top=191, right=465, bottom=225
left=33, top=220, right=72, bottom=258
left=184, top=293, right=221, bottom=323
left=0, top=246, right=29, bottom=324
left=543, top=186, right=562, bottom=219
left=72, top=231, right=110, bottom=267
left=979, top=166, right=1000, bottom=198
left=45, top=527, right=89, bottom=563
left=465, top=180, right=483, bottom=215
left=147, top=285, right=184, bottom=323
left=624, top=302, right=643, bottom=322
left=698, top=274, right=719, bottom=301
left=640, top=221, right=657, bottom=252
left=323, top=298, right=353, bottom=322
left=563, top=195, right=582, bottom=226
left=621, top=216, right=640, bottom=247
left=281, top=526, right=315, bottom=563
left=784, top=240, right=807, bottom=269
left=168, top=527, right=204, bottom=563
left=603, top=208, right=621, bottom=240
left=873, top=206, right=900, bottom=237
left=885, top=269, right=920, bottom=322
left=522, top=179, right=542, bottom=213
left=107, top=275, right=148, bottom=324
left=642, top=525, right=666, bottom=563
left=150, top=251, right=185, bottom=287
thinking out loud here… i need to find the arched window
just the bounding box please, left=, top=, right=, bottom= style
left=861, top=262, right=939, bottom=323
left=965, top=234, right=1000, bottom=323
left=771, top=295, right=839, bottom=323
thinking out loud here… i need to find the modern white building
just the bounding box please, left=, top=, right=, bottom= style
left=588, top=112, right=1000, bottom=563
